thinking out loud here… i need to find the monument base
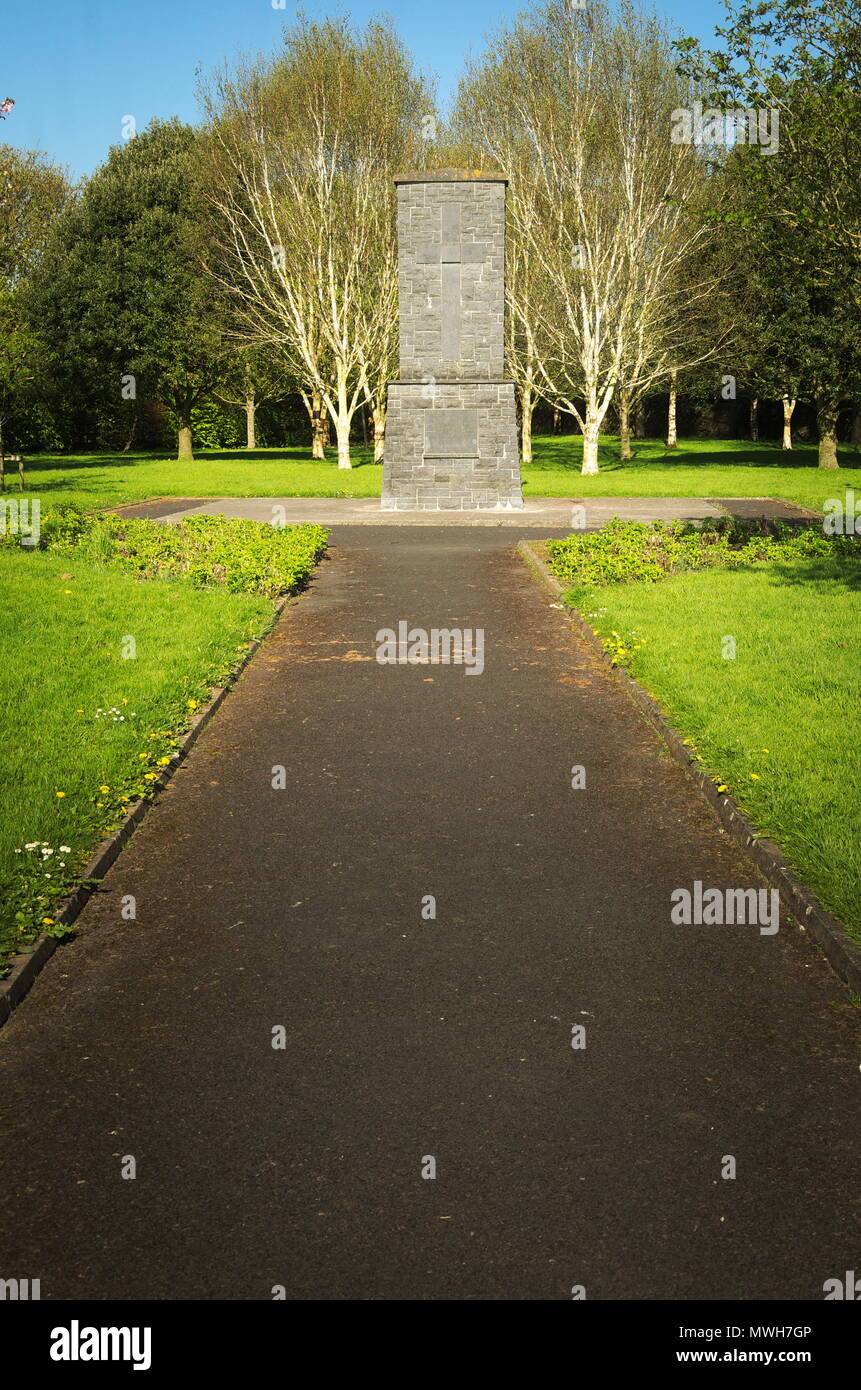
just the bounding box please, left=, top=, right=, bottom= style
left=381, top=381, right=523, bottom=512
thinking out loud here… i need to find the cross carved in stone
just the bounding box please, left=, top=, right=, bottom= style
left=415, top=203, right=490, bottom=364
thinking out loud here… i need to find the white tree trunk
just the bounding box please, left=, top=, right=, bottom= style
left=335, top=379, right=352, bottom=469
left=306, top=390, right=327, bottom=460
left=520, top=384, right=534, bottom=464
left=581, top=413, right=600, bottom=475
left=372, top=405, right=386, bottom=464
left=245, top=392, right=256, bottom=450
left=335, top=421, right=352, bottom=467
left=782, top=397, right=795, bottom=451
left=619, top=386, right=632, bottom=460
left=666, top=370, right=678, bottom=449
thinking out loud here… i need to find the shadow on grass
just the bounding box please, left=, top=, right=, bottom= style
left=24, top=453, right=148, bottom=473
left=528, top=437, right=856, bottom=473
left=189, top=448, right=378, bottom=468
left=765, top=553, right=861, bottom=591
left=23, top=446, right=379, bottom=471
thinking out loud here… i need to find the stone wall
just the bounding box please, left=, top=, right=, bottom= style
left=383, top=381, right=521, bottom=511
left=396, top=179, right=506, bottom=382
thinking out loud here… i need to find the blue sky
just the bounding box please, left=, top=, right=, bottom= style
left=2, top=0, right=728, bottom=180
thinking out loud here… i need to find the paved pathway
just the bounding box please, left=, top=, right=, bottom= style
left=0, top=527, right=856, bottom=1300
left=115, top=495, right=817, bottom=526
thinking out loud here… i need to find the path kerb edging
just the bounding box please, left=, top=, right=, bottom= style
left=0, top=592, right=293, bottom=1029
left=518, top=538, right=861, bottom=996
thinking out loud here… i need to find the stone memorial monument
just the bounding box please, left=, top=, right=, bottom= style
left=381, top=170, right=523, bottom=511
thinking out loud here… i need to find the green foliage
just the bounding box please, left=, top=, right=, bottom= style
left=545, top=515, right=859, bottom=588
left=38, top=501, right=93, bottom=548
left=0, top=144, right=70, bottom=283
left=0, top=500, right=93, bottom=553
left=181, top=401, right=244, bottom=450
left=45, top=511, right=328, bottom=599
left=0, top=149, right=71, bottom=453
left=674, top=0, right=861, bottom=436
left=25, top=120, right=230, bottom=457
left=675, top=0, right=861, bottom=275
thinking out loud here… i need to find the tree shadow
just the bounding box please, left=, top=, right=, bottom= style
left=189, top=447, right=315, bottom=463
left=764, top=552, right=861, bottom=591
left=25, top=453, right=148, bottom=475
left=20, top=446, right=381, bottom=476
left=529, top=436, right=861, bottom=473
left=168, top=447, right=380, bottom=469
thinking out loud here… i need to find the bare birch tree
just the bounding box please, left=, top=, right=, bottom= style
left=199, top=17, right=432, bottom=468
left=456, top=1, right=728, bottom=474
left=451, top=56, right=557, bottom=466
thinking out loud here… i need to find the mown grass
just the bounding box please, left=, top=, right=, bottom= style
left=13, top=446, right=381, bottom=511
left=12, top=436, right=861, bottom=513
left=0, top=524, right=324, bottom=975
left=523, top=437, right=861, bottom=509
left=557, top=552, right=861, bottom=940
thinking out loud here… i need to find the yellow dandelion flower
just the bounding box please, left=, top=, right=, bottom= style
left=55, top=791, right=65, bottom=798
left=42, top=917, right=54, bottom=925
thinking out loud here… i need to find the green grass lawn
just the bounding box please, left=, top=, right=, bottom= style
left=526, top=437, right=861, bottom=509
left=0, top=549, right=274, bottom=975
left=15, top=446, right=382, bottom=511
left=12, top=436, right=861, bottom=513
left=560, top=554, right=861, bottom=941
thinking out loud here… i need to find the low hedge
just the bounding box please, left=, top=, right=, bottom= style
left=10, top=504, right=328, bottom=599
left=544, top=516, right=860, bottom=589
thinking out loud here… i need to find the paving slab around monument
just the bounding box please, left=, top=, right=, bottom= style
left=0, top=525, right=855, bottom=1300
left=115, top=494, right=817, bottom=525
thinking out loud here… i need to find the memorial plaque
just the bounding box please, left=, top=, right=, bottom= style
left=425, top=409, right=479, bottom=458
